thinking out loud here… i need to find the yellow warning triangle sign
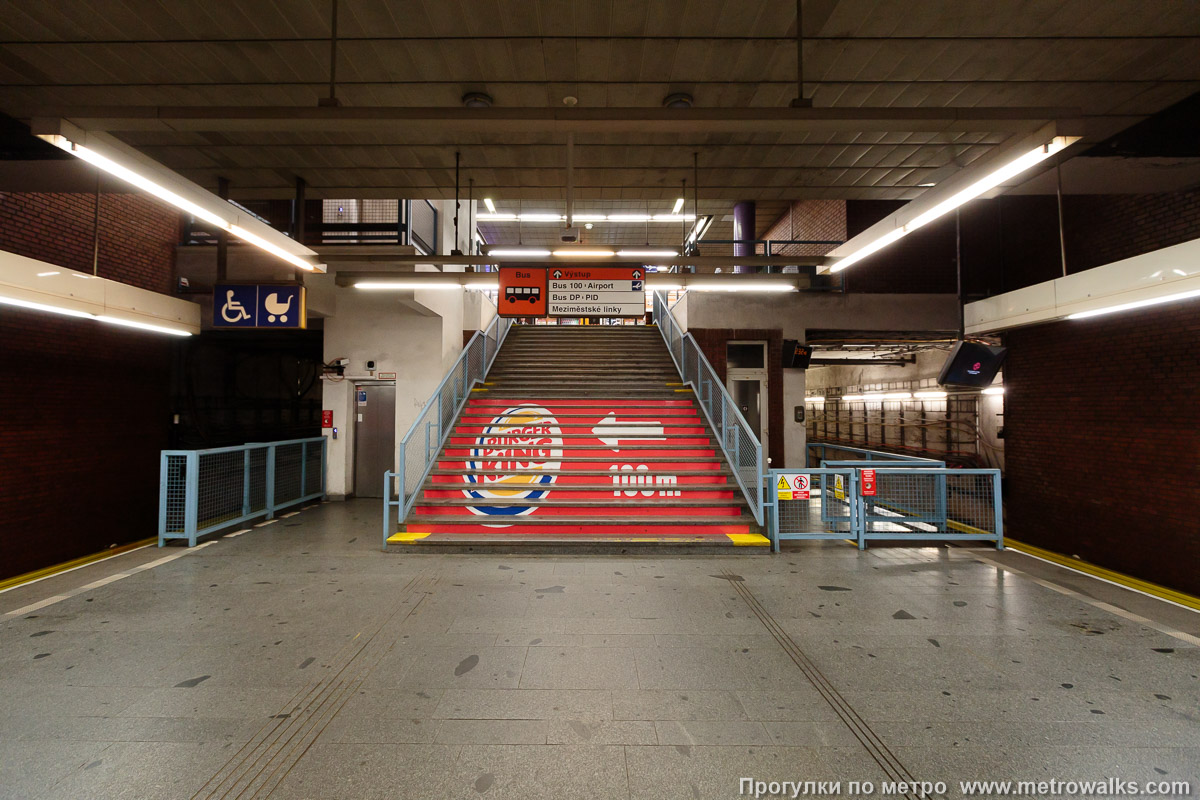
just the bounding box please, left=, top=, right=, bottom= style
left=776, top=476, right=790, bottom=490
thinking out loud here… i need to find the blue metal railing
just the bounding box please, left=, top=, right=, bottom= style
left=806, top=442, right=940, bottom=467
left=382, top=313, right=512, bottom=547
left=158, top=436, right=326, bottom=546
left=652, top=290, right=764, bottom=526
left=764, top=466, right=1003, bottom=552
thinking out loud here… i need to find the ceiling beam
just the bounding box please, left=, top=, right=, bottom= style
left=29, top=106, right=1081, bottom=135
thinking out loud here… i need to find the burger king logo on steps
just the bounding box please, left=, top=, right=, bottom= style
left=462, top=405, right=562, bottom=519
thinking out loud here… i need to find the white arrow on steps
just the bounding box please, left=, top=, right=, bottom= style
left=591, top=412, right=666, bottom=451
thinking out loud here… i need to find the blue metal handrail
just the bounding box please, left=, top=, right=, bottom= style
left=652, top=291, right=764, bottom=526
left=159, top=436, right=326, bottom=547
left=382, top=313, right=512, bottom=547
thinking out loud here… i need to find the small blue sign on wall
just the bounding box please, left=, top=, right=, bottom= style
left=213, top=284, right=306, bottom=329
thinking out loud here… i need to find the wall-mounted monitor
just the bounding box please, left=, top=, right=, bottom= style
left=937, top=340, right=1007, bottom=387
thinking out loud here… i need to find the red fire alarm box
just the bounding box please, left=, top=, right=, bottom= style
left=861, top=468, right=877, bottom=496
left=321, top=410, right=334, bottom=429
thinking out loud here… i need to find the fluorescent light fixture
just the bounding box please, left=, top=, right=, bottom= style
left=96, top=315, right=192, bottom=336
left=672, top=198, right=685, bottom=214
left=464, top=282, right=498, bottom=290
left=804, top=396, right=826, bottom=403
left=607, top=214, right=652, bottom=222
left=571, top=214, right=607, bottom=222
left=42, top=135, right=229, bottom=230
left=483, top=197, right=496, bottom=214
left=981, top=386, right=1005, bottom=396
left=914, top=390, right=948, bottom=399
left=1066, top=287, right=1200, bottom=320
left=487, top=248, right=551, bottom=257
left=227, top=225, right=317, bottom=272
left=477, top=212, right=517, bottom=220
left=647, top=283, right=684, bottom=290
left=687, top=215, right=714, bottom=242
left=40, top=132, right=323, bottom=273
left=518, top=213, right=564, bottom=222
left=617, top=249, right=678, bottom=258
left=0, top=293, right=96, bottom=319
left=918, top=182, right=936, bottom=187
left=881, top=392, right=912, bottom=400
left=551, top=249, right=616, bottom=257
left=686, top=283, right=796, bottom=293
left=652, top=214, right=697, bottom=222
left=831, top=136, right=1078, bottom=273
left=841, top=394, right=867, bottom=402
left=36, top=271, right=61, bottom=277
left=355, top=281, right=465, bottom=290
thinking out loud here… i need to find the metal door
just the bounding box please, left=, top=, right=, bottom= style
left=354, top=384, right=396, bottom=498
left=726, top=341, right=769, bottom=461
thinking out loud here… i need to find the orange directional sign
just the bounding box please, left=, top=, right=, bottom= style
left=498, top=268, right=547, bottom=317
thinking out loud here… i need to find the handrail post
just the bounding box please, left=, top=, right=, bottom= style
left=321, top=436, right=328, bottom=497
left=993, top=471, right=1005, bottom=550
left=157, top=453, right=169, bottom=547
left=300, top=441, right=308, bottom=499
left=242, top=448, right=251, bottom=516
left=184, top=451, right=200, bottom=547
left=265, top=445, right=276, bottom=519
left=382, top=471, right=391, bottom=550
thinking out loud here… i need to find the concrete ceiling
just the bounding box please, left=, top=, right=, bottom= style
left=0, top=0, right=1197, bottom=215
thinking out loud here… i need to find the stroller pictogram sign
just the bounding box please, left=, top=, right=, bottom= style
left=213, top=284, right=307, bottom=329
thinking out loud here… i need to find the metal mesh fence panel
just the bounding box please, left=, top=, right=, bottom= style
left=197, top=450, right=246, bottom=531
left=274, top=442, right=304, bottom=505
left=776, top=473, right=855, bottom=537
left=248, top=447, right=268, bottom=513
left=305, top=442, right=323, bottom=496
left=163, top=454, right=188, bottom=534
left=862, top=468, right=1000, bottom=542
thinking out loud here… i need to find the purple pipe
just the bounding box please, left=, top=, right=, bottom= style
left=733, top=200, right=755, bottom=274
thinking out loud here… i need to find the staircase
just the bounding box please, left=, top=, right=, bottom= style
left=398, top=325, right=766, bottom=547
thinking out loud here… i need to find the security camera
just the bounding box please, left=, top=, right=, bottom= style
left=559, top=227, right=581, bottom=243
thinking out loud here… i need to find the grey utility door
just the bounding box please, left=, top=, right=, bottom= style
left=353, top=384, right=396, bottom=498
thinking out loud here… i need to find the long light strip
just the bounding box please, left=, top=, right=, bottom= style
left=475, top=212, right=696, bottom=223
left=95, top=315, right=193, bottom=336
left=551, top=249, right=615, bottom=257
left=672, top=197, right=685, bottom=214
left=0, top=295, right=192, bottom=335
left=0, top=294, right=95, bottom=319
left=487, top=248, right=551, bottom=257
left=617, top=249, right=678, bottom=258
left=483, top=197, right=496, bottom=213
left=41, top=134, right=321, bottom=272
left=831, top=136, right=1077, bottom=273
left=1066, top=287, right=1200, bottom=320
left=686, top=283, right=795, bottom=293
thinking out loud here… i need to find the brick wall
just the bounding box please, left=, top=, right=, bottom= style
left=1004, top=304, right=1200, bottom=594
left=0, top=191, right=179, bottom=292
left=686, top=328, right=786, bottom=467
left=0, top=192, right=180, bottom=580
left=1064, top=188, right=1200, bottom=273
left=758, top=199, right=846, bottom=258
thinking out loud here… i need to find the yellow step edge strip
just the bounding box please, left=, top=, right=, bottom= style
left=0, top=537, right=157, bottom=593
left=665, top=382, right=684, bottom=386
left=726, top=533, right=770, bottom=546
left=1006, top=538, right=1200, bottom=613
left=673, top=388, right=693, bottom=393
left=388, top=531, right=432, bottom=544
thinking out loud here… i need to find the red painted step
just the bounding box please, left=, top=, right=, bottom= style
left=413, top=505, right=742, bottom=517
left=407, top=522, right=752, bottom=535
left=436, top=459, right=723, bottom=470
left=454, top=424, right=708, bottom=435
left=443, top=447, right=717, bottom=459
left=424, top=486, right=735, bottom=500
left=468, top=398, right=695, bottom=408
left=429, top=473, right=730, bottom=486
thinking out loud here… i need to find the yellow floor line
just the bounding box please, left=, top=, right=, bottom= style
left=0, top=538, right=156, bottom=594
left=1006, top=538, right=1200, bottom=613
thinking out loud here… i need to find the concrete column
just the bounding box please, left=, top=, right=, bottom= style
left=733, top=200, right=755, bottom=274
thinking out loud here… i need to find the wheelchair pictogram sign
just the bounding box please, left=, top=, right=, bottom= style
left=213, top=284, right=307, bottom=329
